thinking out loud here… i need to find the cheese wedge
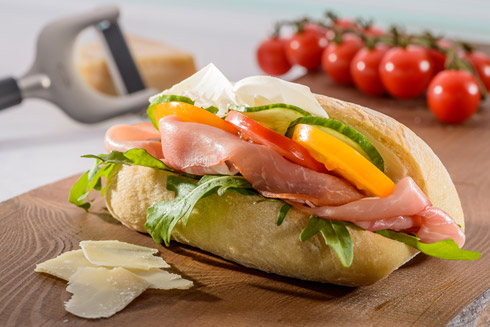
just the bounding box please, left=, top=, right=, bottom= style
left=77, top=35, right=196, bottom=95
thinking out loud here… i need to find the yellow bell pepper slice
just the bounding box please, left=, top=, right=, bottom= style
left=153, top=102, right=238, bottom=134
left=292, top=124, right=395, bottom=197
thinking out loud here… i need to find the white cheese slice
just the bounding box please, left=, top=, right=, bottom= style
left=130, top=269, right=193, bottom=290
left=65, top=267, right=149, bottom=319
left=35, top=249, right=97, bottom=281
left=80, top=240, right=170, bottom=270
left=151, top=63, right=328, bottom=118
left=233, top=75, right=328, bottom=118
left=155, top=63, right=237, bottom=116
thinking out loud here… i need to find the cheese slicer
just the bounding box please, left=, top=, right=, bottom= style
left=0, top=6, right=155, bottom=123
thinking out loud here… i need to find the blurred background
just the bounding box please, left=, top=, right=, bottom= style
left=1, top=0, right=489, bottom=201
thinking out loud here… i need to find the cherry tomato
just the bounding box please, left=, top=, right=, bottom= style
left=350, top=44, right=390, bottom=96
left=426, top=47, right=446, bottom=76
left=437, top=39, right=453, bottom=50
left=285, top=30, right=327, bottom=71
left=426, top=39, right=451, bottom=76
left=326, top=19, right=356, bottom=41
left=303, top=22, right=328, bottom=41
left=322, top=34, right=363, bottom=85
left=465, top=51, right=490, bottom=92
left=379, top=45, right=433, bottom=99
left=225, top=111, right=327, bottom=172
left=427, top=70, right=480, bottom=124
left=256, top=37, right=292, bottom=76
left=333, top=18, right=356, bottom=29
left=363, top=26, right=385, bottom=37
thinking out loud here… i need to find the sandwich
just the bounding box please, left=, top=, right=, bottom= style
left=70, top=64, right=480, bottom=287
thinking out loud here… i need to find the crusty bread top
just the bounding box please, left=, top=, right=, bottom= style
left=315, top=95, right=464, bottom=229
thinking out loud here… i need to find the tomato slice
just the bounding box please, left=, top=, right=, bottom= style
left=153, top=102, right=238, bottom=134
left=225, top=110, right=327, bottom=173
left=292, top=124, right=395, bottom=197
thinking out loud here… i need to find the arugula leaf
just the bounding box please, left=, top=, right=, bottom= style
left=69, top=171, right=91, bottom=211
left=276, top=203, right=292, bottom=226
left=145, top=175, right=254, bottom=246
left=251, top=199, right=291, bottom=226
left=376, top=230, right=482, bottom=261
left=82, top=148, right=174, bottom=171
left=300, top=216, right=354, bottom=267
left=83, top=151, right=131, bottom=165
left=69, top=149, right=175, bottom=211
left=69, top=161, right=118, bottom=211
left=147, top=94, right=195, bottom=129
left=229, top=188, right=259, bottom=196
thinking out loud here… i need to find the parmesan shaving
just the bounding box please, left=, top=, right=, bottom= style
left=65, top=267, right=148, bottom=319
left=35, top=240, right=193, bottom=319
left=130, top=269, right=193, bottom=290
left=80, top=240, right=170, bottom=270
left=35, top=249, right=97, bottom=281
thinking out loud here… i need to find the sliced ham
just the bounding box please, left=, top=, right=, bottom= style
left=105, top=123, right=163, bottom=159
left=159, top=116, right=363, bottom=206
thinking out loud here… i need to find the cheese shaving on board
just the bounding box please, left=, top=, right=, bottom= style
left=130, top=269, right=193, bottom=290
left=35, top=249, right=97, bottom=280
left=65, top=267, right=149, bottom=319
left=80, top=240, right=170, bottom=270
left=35, top=240, right=193, bottom=319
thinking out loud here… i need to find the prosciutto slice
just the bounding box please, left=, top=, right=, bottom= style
left=159, top=116, right=363, bottom=206
left=105, top=123, right=163, bottom=159
left=355, top=216, right=421, bottom=233
left=416, top=207, right=465, bottom=246
left=293, top=178, right=465, bottom=246
left=292, top=177, right=430, bottom=221
left=355, top=209, right=465, bottom=247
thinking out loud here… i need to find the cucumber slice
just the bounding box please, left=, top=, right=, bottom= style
left=203, top=106, right=219, bottom=114
left=147, top=95, right=195, bottom=129
left=229, top=103, right=311, bottom=135
left=286, top=116, right=384, bottom=172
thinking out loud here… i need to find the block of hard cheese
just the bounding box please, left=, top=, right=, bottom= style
left=77, top=35, right=196, bottom=95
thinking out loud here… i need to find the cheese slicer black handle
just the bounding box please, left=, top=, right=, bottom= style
left=0, top=77, right=22, bottom=110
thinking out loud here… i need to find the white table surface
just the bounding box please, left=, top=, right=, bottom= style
left=1, top=0, right=490, bottom=202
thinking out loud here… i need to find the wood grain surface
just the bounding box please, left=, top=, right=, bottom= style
left=2, top=58, right=490, bottom=327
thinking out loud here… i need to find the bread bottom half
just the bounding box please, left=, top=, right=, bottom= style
left=106, top=165, right=418, bottom=286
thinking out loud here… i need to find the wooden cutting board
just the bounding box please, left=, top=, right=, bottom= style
left=2, top=65, right=490, bottom=327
